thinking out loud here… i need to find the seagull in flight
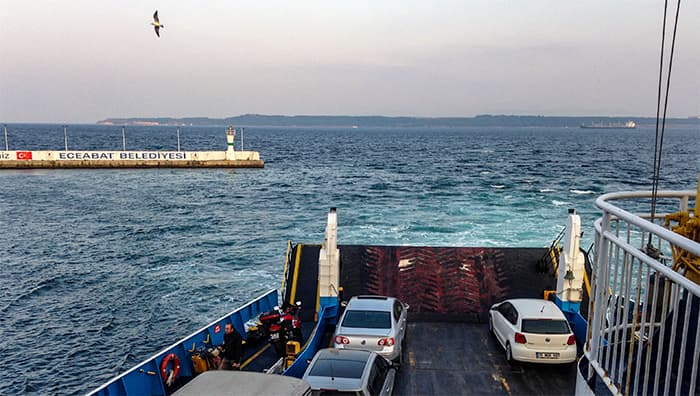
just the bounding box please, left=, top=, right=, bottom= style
left=150, top=10, right=164, bottom=37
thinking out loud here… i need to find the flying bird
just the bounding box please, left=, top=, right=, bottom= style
left=150, top=10, right=164, bottom=37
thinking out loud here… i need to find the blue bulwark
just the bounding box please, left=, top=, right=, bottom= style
left=553, top=296, right=587, bottom=345
left=89, top=289, right=278, bottom=396
left=283, top=298, right=339, bottom=378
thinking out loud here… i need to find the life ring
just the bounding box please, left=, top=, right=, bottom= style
left=160, top=353, right=180, bottom=386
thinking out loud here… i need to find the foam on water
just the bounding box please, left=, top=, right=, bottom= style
left=0, top=124, right=698, bottom=394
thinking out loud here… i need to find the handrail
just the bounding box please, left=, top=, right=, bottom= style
left=581, top=189, right=699, bottom=396
left=595, top=190, right=699, bottom=257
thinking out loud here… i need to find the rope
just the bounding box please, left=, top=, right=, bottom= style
left=650, top=0, right=682, bottom=226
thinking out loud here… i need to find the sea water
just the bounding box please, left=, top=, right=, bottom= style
left=0, top=124, right=698, bottom=394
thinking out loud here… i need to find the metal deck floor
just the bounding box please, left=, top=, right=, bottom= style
left=395, top=322, right=576, bottom=396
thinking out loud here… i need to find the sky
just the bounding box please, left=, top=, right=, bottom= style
left=1, top=1, right=698, bottom=123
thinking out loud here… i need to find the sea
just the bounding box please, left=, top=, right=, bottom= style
left=0, top=123, right=698, bottom=394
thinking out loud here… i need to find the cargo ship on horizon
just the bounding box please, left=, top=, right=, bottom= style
left=580, top=120, right=636, bottom=129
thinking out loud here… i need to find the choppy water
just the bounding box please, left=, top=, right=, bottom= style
left=0, top=123, right=698, bottom=394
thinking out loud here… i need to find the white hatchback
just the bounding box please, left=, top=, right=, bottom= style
left=488, top=299, right=577, bottom=364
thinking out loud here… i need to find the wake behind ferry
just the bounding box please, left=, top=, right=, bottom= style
left=92, top=183, right=700, bottom=395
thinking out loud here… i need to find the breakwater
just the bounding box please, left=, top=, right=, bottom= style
left=0, top=125, right=263, bottom=168
left=0, top=149, right=263, bottom=168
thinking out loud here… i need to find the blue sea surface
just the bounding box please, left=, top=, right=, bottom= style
left=0, top=124, right=698, bottom=394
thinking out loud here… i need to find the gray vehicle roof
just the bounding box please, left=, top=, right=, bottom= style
left=173, top=370, right=311, bottom=396
left=303, top=348, right=374, bottom=391
left=346, top=295, right=396, bottom=311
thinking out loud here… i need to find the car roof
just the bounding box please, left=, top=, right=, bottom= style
left=346, top=295, right=396, bottom=311
left=505, top=299, right=567, bottom=320
left=313, top=347, right=373, bottom=362
left=303, top=349, right=374, bottom=390
left=173, top=370, right=311, bottom=396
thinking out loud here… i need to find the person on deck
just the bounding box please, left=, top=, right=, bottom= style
left=218, top=323, right=244, bottom=370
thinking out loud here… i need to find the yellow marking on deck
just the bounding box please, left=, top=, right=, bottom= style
left=289, top=244, right=303, bottom=304
left=315, top=280, right=320, bottom=322
left=491, top=373, right=512, bottom=395
left=241, top=343, right=270, bottom=369
left=408, top=351, right=416, bottom=366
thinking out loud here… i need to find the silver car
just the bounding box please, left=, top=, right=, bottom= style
left=303, top=348, right=396, bottom=396
left=333, top=296, right=408, bottom=365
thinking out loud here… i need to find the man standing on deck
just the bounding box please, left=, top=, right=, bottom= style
left=219, top=323, right=244, bottom=370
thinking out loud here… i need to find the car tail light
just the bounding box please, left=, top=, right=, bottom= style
left=567, top=334, right=576, bottom=345
left=514, top=332, right=527, bottom=344
left=378, top=337, right=395, bottom=346
left=334, top=336, right=350, bottom=345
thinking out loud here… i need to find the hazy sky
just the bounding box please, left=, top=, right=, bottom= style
left=1, top=1, right=698, bottom=123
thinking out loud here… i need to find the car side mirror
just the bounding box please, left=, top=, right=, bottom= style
left=306, top=358, right=312, bottom=364
left=340, top=301, right=348, bottom=307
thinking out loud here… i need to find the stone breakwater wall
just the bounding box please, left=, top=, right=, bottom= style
left=0, top=150, right=264, bottom=168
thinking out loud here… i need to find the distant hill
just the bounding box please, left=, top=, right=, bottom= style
left=97, top=114, right=700, bottom=128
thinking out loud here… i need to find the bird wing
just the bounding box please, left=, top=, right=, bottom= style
left=153, top=10, right=159, bottom=23
left=154, top=26, right=160, bottom=37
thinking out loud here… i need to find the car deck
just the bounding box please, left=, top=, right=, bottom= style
left=280, top=244, right=578, bottom=394
left=395, top=322, right=576, bottom=395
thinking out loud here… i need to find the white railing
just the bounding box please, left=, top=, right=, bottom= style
left=583, top=190, right=699, bottom=396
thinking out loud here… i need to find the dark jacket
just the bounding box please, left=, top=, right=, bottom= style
left=222, top=329, right=244, bottom=362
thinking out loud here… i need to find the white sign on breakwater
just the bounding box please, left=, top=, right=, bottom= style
left=0, top=150, right=261, bottom=161
left=0, top=150, right=263, bottom=168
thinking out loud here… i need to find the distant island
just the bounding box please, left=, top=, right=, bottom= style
left=97, top=114, right=700, bottom=128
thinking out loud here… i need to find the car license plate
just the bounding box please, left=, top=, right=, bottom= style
left=270, top=333, right=279, bottom=340
left=536, top=352, right=559, bottom=359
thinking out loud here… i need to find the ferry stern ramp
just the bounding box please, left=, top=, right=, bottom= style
left=284, top=241, right=577, bottom=395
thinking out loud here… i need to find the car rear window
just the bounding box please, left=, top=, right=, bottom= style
left=521, top=319, right=571, bottom=334
left=342, top=310, right=391, bottom=329
left=309, top=358, right=367, bottom=379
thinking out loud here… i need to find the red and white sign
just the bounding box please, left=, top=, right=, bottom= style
left=214, top=324, right=221, bottom=334
left=16, top=151, right=33, bottom=160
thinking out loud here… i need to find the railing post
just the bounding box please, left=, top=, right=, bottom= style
left=588, top=211, right=611, bottom=383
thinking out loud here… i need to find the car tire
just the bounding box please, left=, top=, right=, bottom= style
left=506, top=343, right=514, bottom=364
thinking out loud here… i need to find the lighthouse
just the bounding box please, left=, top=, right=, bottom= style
left=226, top=126, right=236, bottom=161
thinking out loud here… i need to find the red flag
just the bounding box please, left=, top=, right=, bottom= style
left=16, top=151, right=33, bottom=160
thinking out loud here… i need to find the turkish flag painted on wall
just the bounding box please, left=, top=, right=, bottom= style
left=16, top=151, right=33, bottom=160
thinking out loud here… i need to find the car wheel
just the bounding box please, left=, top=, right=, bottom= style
left=506, top=343, right=514, bottom=364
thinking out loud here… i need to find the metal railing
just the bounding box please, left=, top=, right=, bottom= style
left=584, top=190, right=699, bottom=395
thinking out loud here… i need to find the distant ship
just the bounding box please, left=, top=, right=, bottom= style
left=580, top=120, right=636, bottom=129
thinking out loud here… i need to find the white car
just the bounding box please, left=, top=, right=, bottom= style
left=488, top=299, right=577, bottom=364
left=333, top=295, right=408, bottom=365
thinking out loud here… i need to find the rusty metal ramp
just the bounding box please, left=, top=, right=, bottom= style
left=338, top=245, right=553, bottom=322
